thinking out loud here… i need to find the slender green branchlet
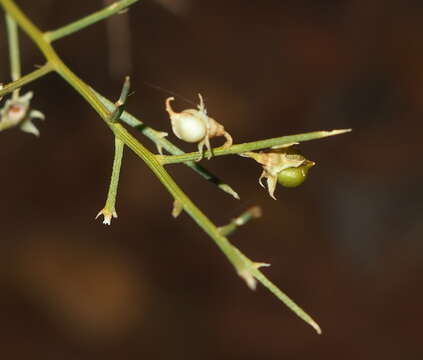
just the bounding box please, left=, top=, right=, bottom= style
left=96, top=137, right=124, bottom=225
left=5, top=12, right=20, bottom=99
left=0, top=63, right=54, bottom=99
left=159, top=129, right=352, bottom=165
left=44, top=0, right=140, bottom=42
left=97, top=77, right=131, bottom=224
left=108, top=76, right=130, bottom=123
left=219, top=206, right=262, bottom=237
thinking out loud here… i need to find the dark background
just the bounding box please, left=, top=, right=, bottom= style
left=1, top=0, right=422, bottom=359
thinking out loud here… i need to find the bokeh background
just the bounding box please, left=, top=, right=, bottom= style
left=1, top=0, right=422, bottom=358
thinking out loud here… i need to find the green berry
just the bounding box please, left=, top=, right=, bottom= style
left=277, top=165, right=310, bottom=188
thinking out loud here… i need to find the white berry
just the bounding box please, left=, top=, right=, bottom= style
left=165, top=94, right=233, bottom=160
left=168, top=108, right=207, bottom=143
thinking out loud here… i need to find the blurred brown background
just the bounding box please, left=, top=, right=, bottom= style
left=1, top=0, right=422, bottom=359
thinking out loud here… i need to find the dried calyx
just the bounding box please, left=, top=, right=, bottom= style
left=242, top=145, right=315, bottom=199
left=165, top=93, right=233, bottom=160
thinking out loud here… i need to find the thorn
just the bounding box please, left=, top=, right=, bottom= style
left=253, top=262, right=271, bottom=269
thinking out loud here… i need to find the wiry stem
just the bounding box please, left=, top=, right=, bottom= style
left=96, top=137, right=124, bottom=225
left=219, top=206, right=262, bottom=237
left=160, top=129, right=352, bottom=165
left=0, top=63, right=54, bottom=98
left=109, top=75, right=130, bottom=123
left=44, top=0, right=140, bottom=42
left=96, top=77, right=130, bottom=224
left=5, top=12, right=20, bottom=99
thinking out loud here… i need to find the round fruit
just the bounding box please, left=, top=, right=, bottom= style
left=277, top=165, right=309, bottom=188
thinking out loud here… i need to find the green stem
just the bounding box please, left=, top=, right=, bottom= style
left=108, top=138, right=124, bottom=207
left=160, top=129, right=352, bottom=164
left=0, top=63, right=54, bottom=98
left=97, top=137, right=124, bottom=224
left=234, top=248, right=321, bottom=334
left=93, top=89, right=240, bottom=199
left=219, top=206, right=262, bottom=237
left=44, top=0, right=140, bottom=42
left=5, top=12, right=20, bottom=99
left=109, top=76, right=130, bottom=123
left=0, top=0, right=324, bottom=333
left=97, top=77, right=130, bottom=223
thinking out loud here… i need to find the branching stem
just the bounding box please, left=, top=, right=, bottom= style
left=0, top=0, right=353, bottom=334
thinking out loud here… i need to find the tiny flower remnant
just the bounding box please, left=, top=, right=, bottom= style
left=165, top=93, right=233, bottom=160
left=242, top=146, right=315, bottom=200
left=0, top=91, right=45, bottom=136
left=96, top=207, right=117, bottom=226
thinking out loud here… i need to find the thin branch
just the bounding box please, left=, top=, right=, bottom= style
left=0, top=63, right=54, bottom=98
left=5, top=12, right=20, bottom=98
left=234, top=248, right=321, bottom=334
left=219, top=206, right=262, bottom=237
left=108, top=75, right=130, bottom=123
left=96, top=137, right=124, bottom=225
left=96, top=78, right=130, bottom=224
left=160, top=129, right=352, bottom=165
left=44, top=0, right=140, bottom=42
